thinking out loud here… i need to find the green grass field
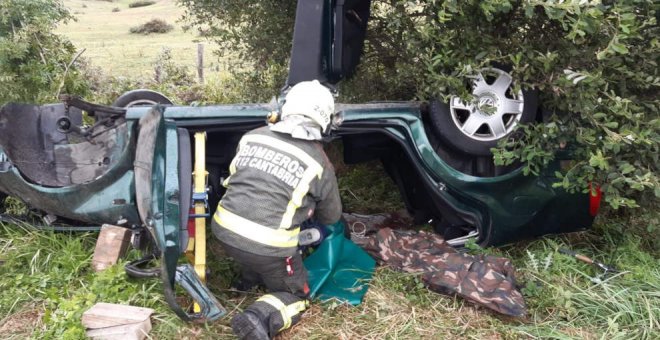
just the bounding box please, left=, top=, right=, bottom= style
left=1, top=166, right=658, bottom=339
left=57, top=0, right=220, bottom=78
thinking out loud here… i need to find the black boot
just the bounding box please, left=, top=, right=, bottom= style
left=231, top=311, right=270, bottom=340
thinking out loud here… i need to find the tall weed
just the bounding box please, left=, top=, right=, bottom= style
left=510, top=216, right=660, bottom=339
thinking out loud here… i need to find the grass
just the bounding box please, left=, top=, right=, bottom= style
left=0, top=222, right=184, bottom=339
left=57, top=0, right=224, bottom=78
left=1, top=164, right=658, bottom=339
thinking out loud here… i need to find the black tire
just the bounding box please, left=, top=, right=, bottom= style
left=428, top=69, right=539, bottom=156
left=112, top=89, right=173, bottom=108
left=424, top=111, right=522, bottom=178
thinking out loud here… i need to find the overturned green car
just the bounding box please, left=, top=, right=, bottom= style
left=0, top=0, right=599, bottom=322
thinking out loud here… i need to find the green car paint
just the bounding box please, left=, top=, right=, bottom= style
left=0, top=120, right=140, bottom=226
left=336, top=104, right=591, bottom=245
left=0, top=101, right=594, bottom=322
left=130, top=102, right=591, bottom=250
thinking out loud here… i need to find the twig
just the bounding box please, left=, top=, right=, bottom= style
left=31, top=33, right=49, bottom=67
left=55, top=48, right=86, bottom=98
left=346, top=188, right=359, bottom=200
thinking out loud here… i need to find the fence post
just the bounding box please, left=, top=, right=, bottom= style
left=197, top=43, right=204, bottom=84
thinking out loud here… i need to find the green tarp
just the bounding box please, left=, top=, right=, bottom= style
left=303, top=221, right=375, bottom=305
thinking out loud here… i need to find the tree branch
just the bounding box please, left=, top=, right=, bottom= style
left=55, top=48, right=86, bottom=98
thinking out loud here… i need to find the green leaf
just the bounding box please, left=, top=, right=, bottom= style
left=611, top=42, right=629, bottom=55
left=589, top=151, right=609, bottom=170
left=619, top=163, right=635, bottom=175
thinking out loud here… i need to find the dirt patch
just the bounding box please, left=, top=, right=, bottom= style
left=0, top=307, right=43, bottom=337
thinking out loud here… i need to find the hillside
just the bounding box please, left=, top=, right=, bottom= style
left=57, top=0, right=216, bottom=78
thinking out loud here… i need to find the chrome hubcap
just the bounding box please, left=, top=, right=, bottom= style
left=450, top=68, right=524, bottom=142
left=476, top=94, right=498, bottom=116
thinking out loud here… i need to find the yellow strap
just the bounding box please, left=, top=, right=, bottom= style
left=257, top=295, right=308, bottom=331
left=257, top=295, right=289, bottom=329
left=192, top=132, right=207, bottom=314
left=214, top=206, right=299, bottom=248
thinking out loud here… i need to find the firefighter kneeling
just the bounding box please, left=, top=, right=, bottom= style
left=212, top=80, right=342, bottom=339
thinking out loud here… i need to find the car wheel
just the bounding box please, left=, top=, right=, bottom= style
left=112, top=89, right=173, bottom=108
left=429, top=67, right=538, bottom=156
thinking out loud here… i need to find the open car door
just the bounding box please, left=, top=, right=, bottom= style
left=133, top=106, right=226, bottom=322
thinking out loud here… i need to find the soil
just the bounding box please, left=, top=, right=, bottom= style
left=0, top=307, right=43, bottom=337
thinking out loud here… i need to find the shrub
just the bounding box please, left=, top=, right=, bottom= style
left=400, top=1, right=659, bottom=211
left=111, top=7, right=120, bottom=12
left=180, top=0, right=659, bottom=211
left=128, top=0, right=156, bottom=8
left=0, top=0, right=89, bottom=103
left=129, top=18, right=173, bottom=34
left=152, top=48, right=194, bottom=87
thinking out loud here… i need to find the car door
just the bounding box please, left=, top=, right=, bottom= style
left=134, top=106, right=225, bottom=322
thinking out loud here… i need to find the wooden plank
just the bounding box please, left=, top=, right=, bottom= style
left=82, top=303, right=154, bottom=329
left=86, top=318, right=152, bottom=340
left=91, top=224, right=131, bottom=272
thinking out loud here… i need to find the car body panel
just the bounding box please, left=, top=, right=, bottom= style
left=1, top=101, right=594, bottom=246
left=125, top=102, right=593, bottom=246
left=0, top=103, right=139, bottom=225
left=0, top=100, right=595, bottom=322
left=327, top=103, right=593, bottom=245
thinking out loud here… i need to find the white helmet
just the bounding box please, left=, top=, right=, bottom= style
left=281, top=80, right=335, bottom=133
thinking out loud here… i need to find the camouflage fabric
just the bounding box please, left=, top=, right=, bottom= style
left=345, top=214, right=527, bottom=317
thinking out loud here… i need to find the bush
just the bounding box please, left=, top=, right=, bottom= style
left=180, top=0, right=658, bottom=211
left=128, top=0, right=155, bottom=8
left=179, top=0, right=296, bottom=70
left=152, top=48, right=194, bottom=86
left=410, top=1, right=659, bottom=211
left=0, top=0, right=89, bottom=103
left=111, top=7, right=120, bottom=12
left=129, top=18, right=174, bottom=34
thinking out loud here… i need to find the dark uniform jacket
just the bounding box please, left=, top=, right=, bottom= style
left=212, top=126, right=342, bottom=257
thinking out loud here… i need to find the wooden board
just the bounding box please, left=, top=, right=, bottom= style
left=91, top=224, right=131, bottom=272
left=82, top=303, right=154, bottom=329
left=86, top=318, right=152, bottom=340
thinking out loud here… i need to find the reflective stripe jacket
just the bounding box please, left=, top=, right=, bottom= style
left=213, top=126, right=342, bottom=257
